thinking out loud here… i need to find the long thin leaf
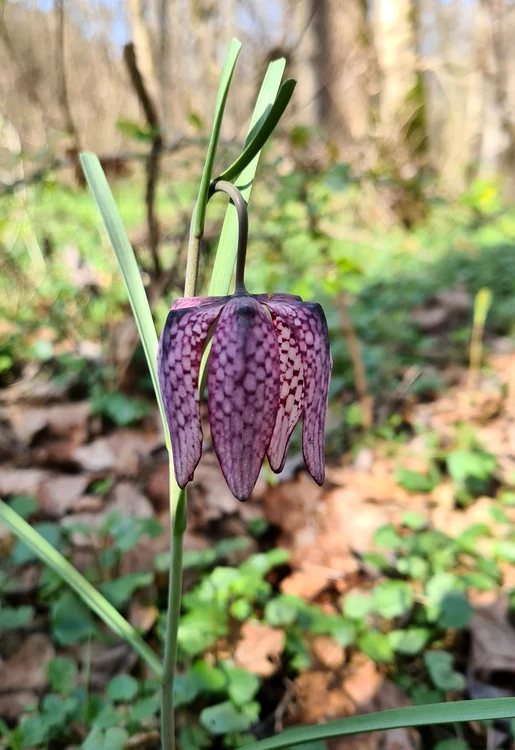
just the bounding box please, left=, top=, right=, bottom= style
left=0, top=500, right=163, bottom=679
left=243, top=698, right=515, bottom=750
left=208, top=58, right=287, bottom=296
left=191, top=38, right=242, bottom=239
left=217, top=79, right=296, bottom=184
left=79, top=152, right=170, bottom=451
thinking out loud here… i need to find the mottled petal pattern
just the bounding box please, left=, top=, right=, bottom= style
left=157, top=300, right=225, bottom=488
left=208, top=296, right=280, bottom=500
left=263, top=299, right=331, bottom=485
left=266, top=314, right=304, bottom=473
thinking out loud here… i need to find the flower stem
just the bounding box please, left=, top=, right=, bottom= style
left=209, top=180, right=249, bottom=294
left=161, top=479, right=187, bottom=750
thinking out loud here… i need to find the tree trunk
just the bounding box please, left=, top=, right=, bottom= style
left=374, top=0, right=423, bottom=169
left=294, top=0, right=375, bottom=163
left=480, top=0, right=515, bottom=195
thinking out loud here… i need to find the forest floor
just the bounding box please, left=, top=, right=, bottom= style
left=2, top=334, right=515, bottom=750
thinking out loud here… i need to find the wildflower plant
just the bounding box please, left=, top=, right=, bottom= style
left=158, top=181, right=332, bottom=500
left=2, top=36, right=515, bottom=750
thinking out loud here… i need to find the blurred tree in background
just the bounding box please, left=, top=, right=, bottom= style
left=1, top=0, right=515, bottom=192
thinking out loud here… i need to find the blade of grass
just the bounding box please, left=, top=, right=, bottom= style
left=208, top=57, right=287, bottom=296
left=217, top=78, right=296, bottom=184
left=79, top=152, right=170, bottom=452
left=185, top=38, right=242, bottom=296
left=243, top=698, right=515, bottom=750
left=0, top=500, right=162, bottom=678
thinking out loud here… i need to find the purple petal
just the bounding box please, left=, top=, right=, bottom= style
left=208, top=296, right=280, bottom=500
left=254, top=293, right=302, bottom=304
left=261, top=299, right=331, bottom=485
left=157, top=299, right=225, bottom=488
left=266, top=314, right=305, bottom=473
left=171, top=295, right=229, bottom=310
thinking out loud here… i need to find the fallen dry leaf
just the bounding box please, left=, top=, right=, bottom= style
left=0, top=467, right=48, bottom=497
left=343, top=655, right=383, bottom=708
left=234, top=621, right=285, bottom=677
left=72, top=437, right=115, bottom=472
left=39, top=474, right=90, bottom=517
left=0, top=690, right=39, bottom=720
left=280, top=569, right=329, bottom=599
left=294, top=671, right=354, bottom=724
left=0, top=634, right=55, bottom=692
left=312, top=635, right=346, bottom=669
left=129, top=598, right=158, bottom=633
left=5, top=402, right=90, bottom=445
left=188, top=453, right=242, bottom=528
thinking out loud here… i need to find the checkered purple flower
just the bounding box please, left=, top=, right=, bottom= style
left=157, top=291, right=332, bottom=500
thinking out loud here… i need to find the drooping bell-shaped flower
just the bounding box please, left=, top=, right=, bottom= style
left=157, top=182, right=332, bottom=500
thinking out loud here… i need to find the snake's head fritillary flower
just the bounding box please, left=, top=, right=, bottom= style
left=157, top=182, right=332, bottom=501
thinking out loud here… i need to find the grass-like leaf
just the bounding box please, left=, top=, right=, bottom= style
left=79, top=152, right=170, bottom=451
left=208, top=58, right=287, bottom=296
left=243, top=698, right=515, bottom=750
left=191, top=38, right=242, bottom=239
left=0, top=500, right=162, bottom=678
left=217, top=78, right=296, bottom=184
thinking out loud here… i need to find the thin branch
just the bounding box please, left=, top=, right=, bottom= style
left=123, top=41, right=163, bottom=278
left=55, top=0, right=82, bottom=183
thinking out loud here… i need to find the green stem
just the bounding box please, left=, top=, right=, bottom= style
left=161, top=481, right=186, bottom=750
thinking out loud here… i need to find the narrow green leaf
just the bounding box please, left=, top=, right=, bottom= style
left=208, top=58, right=287, bottom=296
left=79, top=152, right=169, bottom=450
left=0, top=500, right=162, bottom=678
left=217, top=79, right=296, bottom=183
left=242, top=699, right=515, bottom=750
left=192, top=38, right=242, bottom=238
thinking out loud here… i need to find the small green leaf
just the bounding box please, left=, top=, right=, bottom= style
left=343, top=594, right=373, bottom=621
left=493, top=540, right=515, bottom=563
left=9, top=495, right=38, bottom=519
left=265, top=597, right=301, bottom=627
left=225, top=666, right=260, bottom=706
left=179, top=725, right=211, bottom=750
left=0, top=605, right=34, bottom=632
left=107, top=674, right=139, bottom=702
left=372, top=581, right=414, bottom=619
left=460, top=571, right=496, bottom=590
left=201, top=700, right=259, bottom=735
left=396, top=469, right=438, bottom=493
left=51, top=591, right=97, bottom=645
left=103, top=727, right=130, bottom=750
left=374, top=524, right=404, bottom=550
left=437, top=591, right=473, bottom=630
left=174, top=672, right=200, bottom=708
left=388, top=628, right=430, bottom=655
left=231, top=599, right=253, bottom=620
left=47, top=656, right=78, bottom=694
left=425, top=573, right=461, bottom=622
left=129, top=694, right=160, bottom=721
left=447, top=451, right=496, bottom=484
left=396, top=556, right=429, bottom=580
left=99, top=571, right=153, bottom=608
left=401, top=511, right=427, bottom=530
left=424, top=651, right=465, bottom=691
left=191, top=660, right=226, bottom=692
left=358, top=631, right=395, bottom=663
